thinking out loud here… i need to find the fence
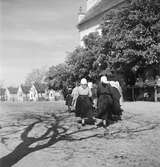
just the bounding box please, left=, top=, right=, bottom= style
left=123, top=85, right=160, bottom=102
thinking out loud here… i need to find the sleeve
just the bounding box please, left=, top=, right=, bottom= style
left=72, top=87, right=79, bottom=99
left=71, top=88, right=75, bottom=97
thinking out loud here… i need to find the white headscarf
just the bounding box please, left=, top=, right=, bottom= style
left=109, top=81, right=120, bottom=89
left=88, top=82, right=93, bottom=89
left=80, top=78, right=87, bottom=85
left=100, top=76, right=108, bottom=84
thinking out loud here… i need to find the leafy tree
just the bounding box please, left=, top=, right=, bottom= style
left=83, top=32, right=111, bottom=80
left=66, top=47, right=95, bottom=81
left=66, top=33, right=107, bottom=82
left=101, top=0, right=160, bottom=85
left=46, top=0, right=160, bottom=89
left=46, top=63, right=73, bottom=90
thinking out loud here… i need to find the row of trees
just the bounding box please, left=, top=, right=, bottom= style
left=25, top=0, right=160, bottom=90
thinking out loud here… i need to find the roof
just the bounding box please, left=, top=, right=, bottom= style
left=33, top=83, right=47, bottom=93
left=21, top=85, right=31, bottom=94
left=78, top=0, right=126, bottom=27
left=7, top=87, right=18, bottom=94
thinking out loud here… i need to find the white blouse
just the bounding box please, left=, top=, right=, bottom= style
left=77, top=86, right=92, bottom=97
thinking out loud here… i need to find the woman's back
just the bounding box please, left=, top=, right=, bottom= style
left=97, top=82, right=112, bottom=97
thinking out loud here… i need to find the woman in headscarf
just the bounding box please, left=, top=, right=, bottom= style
left=96, top=76, right=114, bottom=127
left=109, top=81, right=123, bottom=120
left=75, top=78, right=93, bottom=126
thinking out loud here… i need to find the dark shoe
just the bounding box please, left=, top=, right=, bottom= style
left=77, top=120, right=82, bottom=124
left=96, top=121, right=103, bottom=127
left=81, top=119, right=85, bottom=126
left=85, top=118, right=96, bottom=125
left=102, top=120, right=108, bottom=128
left=77, top=120, right=85, bottom=126
left=82, top=122, right=85, bottom=126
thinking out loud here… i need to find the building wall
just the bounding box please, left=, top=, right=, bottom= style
left=17, top=86, right=24, bottom=102
left=0, top=95, right=6, bottom=101
left=79, top=13, right=103, bottom=46
left=80, top=24, right=100, bottom=46
left=78, top=0, right=127, bottom=46
left=29, top=85, right=47, bottom=101
left=49, top=90, right=56, bottom=101
left=86, top=0, right=101, bottom=11
left=17, top=86, right=29, bottom=102
left=54, top=91, right=64, bottom=101
left=6, top=89, right=18, bottom=102
left=0, top=89, right=6, bottom=101
left=9, top=94, right=18, bottom=102
left=78, top=0, right=103, bottom=46
left=29, top=85, right=38, bottom=101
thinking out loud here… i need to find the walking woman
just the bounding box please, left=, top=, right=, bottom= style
left=109, top=81, right=123, bottom=120
left=96, top=76, right=114, bottom=127
left=75, top=78, right=93, bottom=126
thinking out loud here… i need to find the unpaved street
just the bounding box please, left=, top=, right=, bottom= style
left=0, top=101, right=160, bottom=167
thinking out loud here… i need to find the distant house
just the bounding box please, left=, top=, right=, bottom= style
left=0, top=88, right=6, bottom=101
left=77, top=0, right=126, bottom=46
left=6, top=87, right=18, bottom=102
left=48, top=89, right=56, bottom=101
left=54, top=90, right=64, bottom=101
left=17, top=85, right=31, bottom=102
left=48, top=89, right=64, bottom=101
left=29, top=83, right=47, bottom=101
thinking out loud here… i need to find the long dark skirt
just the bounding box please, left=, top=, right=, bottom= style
left=75, top=95, right=93, bottom=118
left=110, top=87, right=122, bottom=116
left=96, top=94, right=113, bottom=121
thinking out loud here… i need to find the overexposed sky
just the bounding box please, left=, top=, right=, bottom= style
left=0, top=0, right=86, bottom=86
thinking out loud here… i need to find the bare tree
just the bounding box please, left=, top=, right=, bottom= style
left=24, top=66, right=48, bottom=86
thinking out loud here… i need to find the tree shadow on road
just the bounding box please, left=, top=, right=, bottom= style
left=0, top=112, right=100, bottom=167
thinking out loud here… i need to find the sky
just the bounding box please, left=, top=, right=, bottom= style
left=0, top=0, right=86, bottom=87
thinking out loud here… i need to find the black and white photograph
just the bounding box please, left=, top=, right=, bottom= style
left=0, top=0, right=160, bottom=166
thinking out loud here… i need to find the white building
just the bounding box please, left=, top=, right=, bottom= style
left=17, top=85, right=30, bottom=102
left=48, top=89, right=56, bottom=101
left=0, top=88, right=6, bottom=101
left=5, top=87, right=18, bottom=102
left=77, top=0, right=126, bottom=46
left=29, top=83, right=47, bottom=101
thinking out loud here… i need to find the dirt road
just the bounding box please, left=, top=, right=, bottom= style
left=0, top=101, right=160, bottom=167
